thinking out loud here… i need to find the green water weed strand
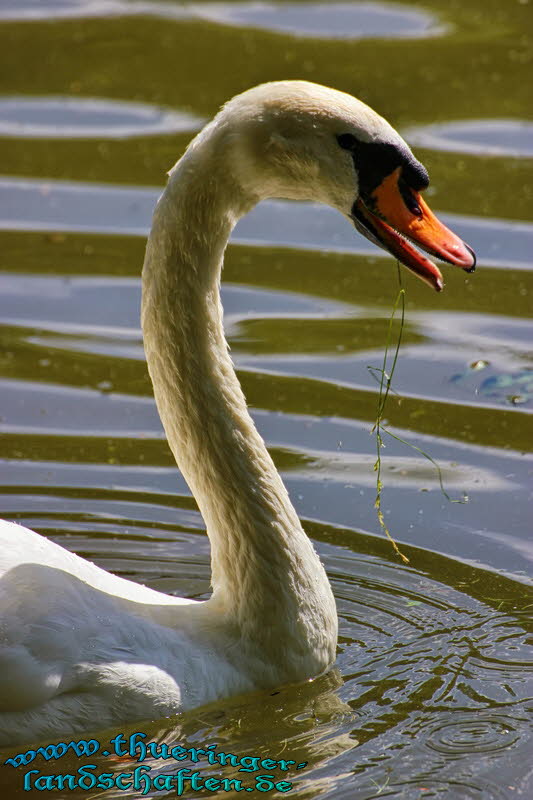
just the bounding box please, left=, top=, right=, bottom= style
left=369, top=264, right=409, bottom=564
left=368, top=264, right=468, bottom=564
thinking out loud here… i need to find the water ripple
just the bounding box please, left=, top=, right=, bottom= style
left=424, top=714, right=521, bottom=755
left=404, top=119, right=533, bottom=158
left=363, top=777, right=512, bottom=799
left=0, top=96, right=204, bottom=138
left=0, top=1, right=445, bottom=41
left=0, top=177, right=531, bottom=271
left=185, top=2, right=444, bottom=39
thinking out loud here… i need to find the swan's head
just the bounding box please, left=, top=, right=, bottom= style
left=216, top=81, right=475, bottom=291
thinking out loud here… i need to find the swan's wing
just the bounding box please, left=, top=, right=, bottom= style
left=0, top=521, right=198, bottom=712
left=0, top=520, right=195, bottom=605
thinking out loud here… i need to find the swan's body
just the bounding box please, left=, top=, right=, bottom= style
left=0, top=81, right=474, bottom=746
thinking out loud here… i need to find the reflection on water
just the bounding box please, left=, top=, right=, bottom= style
left=2, top=177, right=533, bottom=270
left=0, top=97, right=204, bottom=138
left=0, top=254, right=531, bottom=576
left=186, top=2, right=444, bottom=39
left=1, top=523, right=531, bottom=799
left=451, top=362, right=533, bottom=406
left=404, top=119, right=533, bottom=158
left=0, top=0, right=444, bottom=40
left=0, top=0, right=532, bottom=797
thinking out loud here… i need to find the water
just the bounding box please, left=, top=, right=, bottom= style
left=0, top=0, right=532, bottom=797
left=0, top=0, right=443, bottom=39
left=0, top=97, right=204, bottom=138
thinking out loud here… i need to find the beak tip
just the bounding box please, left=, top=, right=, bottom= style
left=464, top=245, right=477, bottom=273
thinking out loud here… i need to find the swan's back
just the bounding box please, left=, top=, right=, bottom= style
left=0, top=521, right=254, bottom=743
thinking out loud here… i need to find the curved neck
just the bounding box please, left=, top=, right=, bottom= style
left=141, top=138, right=336, bottom=660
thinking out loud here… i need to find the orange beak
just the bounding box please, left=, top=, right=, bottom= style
left=352, top=167, right=476, bottom=291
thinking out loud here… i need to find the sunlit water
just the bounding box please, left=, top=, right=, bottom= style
left=0, top=0, right=532, bottom=798
left=0, top=97, right=204, bottom=138
left=0, top=0, right=444, bottom=40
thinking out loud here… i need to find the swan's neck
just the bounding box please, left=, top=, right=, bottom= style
left=141, top=136, right=336, bottom=667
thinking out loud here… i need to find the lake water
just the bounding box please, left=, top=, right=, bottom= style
left=0, top=1, right=532, bottom=798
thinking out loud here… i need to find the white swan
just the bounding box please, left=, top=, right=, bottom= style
left=0, top=81, right=475, bottom=746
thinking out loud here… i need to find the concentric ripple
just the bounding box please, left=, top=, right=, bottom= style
left=424, top=714, right=521, bottom=755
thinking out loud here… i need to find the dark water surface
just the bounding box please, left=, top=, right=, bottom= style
left=0, top=0, right=532, bottom=798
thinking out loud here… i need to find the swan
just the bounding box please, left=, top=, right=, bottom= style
left=0, top=81, right=475, bottom=746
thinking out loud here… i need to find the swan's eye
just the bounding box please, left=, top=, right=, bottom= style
left=337, top=133, right=357, bottom=150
